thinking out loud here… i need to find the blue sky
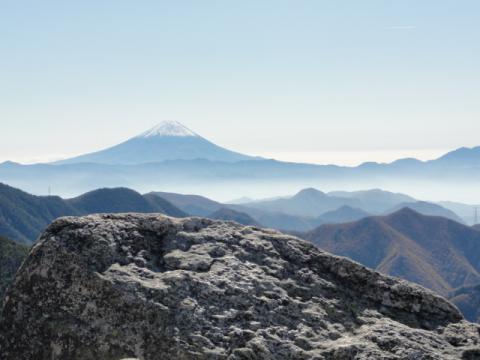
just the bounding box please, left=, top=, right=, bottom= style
left=1, top=1, right=479, bottom=165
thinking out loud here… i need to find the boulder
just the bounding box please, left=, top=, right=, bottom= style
left=1, top=214, right=479, bottom=359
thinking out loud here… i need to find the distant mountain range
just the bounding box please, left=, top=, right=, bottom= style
left=439, top=201, right=480, bottom=225
left=239, top=188, right=363, bottom=217
left=0, top=121, right=479, bottom=202
left=301, top=208, right=480, bottom=322
left=3, top=181, right=470, bottom=244
left=328, top=189, right=415, bottom=213
left=434, top=146, right=480, bottom=167
left=151, top=188, right=468, bottom=231
left=150, top=189, right=371, bottom=231
left=386, top=201, right=464, bottom=223
left=240, top=188, right=463, bottom=221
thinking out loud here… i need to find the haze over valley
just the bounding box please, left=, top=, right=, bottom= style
left=1, top=121, right=480, bottom=204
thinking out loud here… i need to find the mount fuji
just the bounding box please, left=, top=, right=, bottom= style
left=55, top=121, right=257, bottom=165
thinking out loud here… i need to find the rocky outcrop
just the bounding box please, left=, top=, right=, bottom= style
left=1, top=214, right=479, bottom=359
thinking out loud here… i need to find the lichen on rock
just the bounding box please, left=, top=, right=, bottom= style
left=0, top=213, right=479, bottom=359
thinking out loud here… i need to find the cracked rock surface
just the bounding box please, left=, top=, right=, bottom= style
left=1, top=213, right=479, bottom=359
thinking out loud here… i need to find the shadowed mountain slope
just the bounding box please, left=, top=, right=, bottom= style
left=303, top=208, right=480, bottom=300
left=449, top=284, right=480, bottom=323
left=0, top=183, right=79, bottom=243
left=0, top=184, right=186, bottom=243
left=0, top=235, right=29, bottom=302
left=69, top=188, right=186, bottom=218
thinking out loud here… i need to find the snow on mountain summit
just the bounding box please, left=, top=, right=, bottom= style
left=137, top=121, right=198, bottom=138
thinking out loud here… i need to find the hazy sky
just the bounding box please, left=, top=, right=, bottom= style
left=1, top=1, right=479, bottom=165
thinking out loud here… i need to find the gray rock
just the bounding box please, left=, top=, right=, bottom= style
left=0, top=213, right=479, bottom=359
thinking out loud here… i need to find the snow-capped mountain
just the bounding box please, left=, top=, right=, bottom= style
left=54, top=121, right=256, bottom=165
left=137, top=121, right=198, bottom=138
